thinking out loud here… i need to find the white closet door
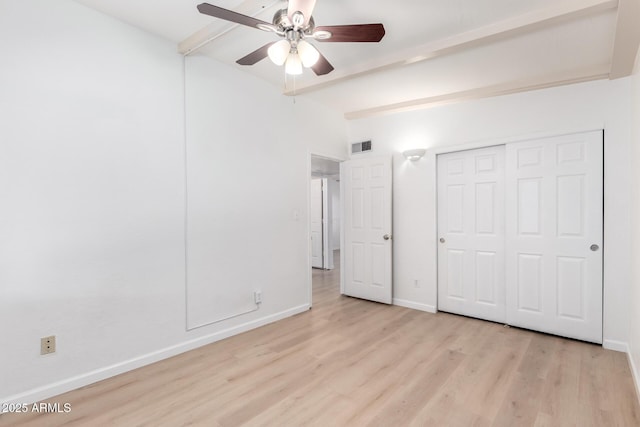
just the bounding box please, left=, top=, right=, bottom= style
left=437, top=146, right=506, bottom=323
left=505, top=131, right=603, bottom=343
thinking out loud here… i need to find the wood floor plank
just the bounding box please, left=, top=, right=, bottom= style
left=365, top=349, right=467, bottom=426
left=2, top=250, right=639, bottom=426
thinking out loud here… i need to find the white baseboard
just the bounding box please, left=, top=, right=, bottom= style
left=1, top=304, right=310, bottom=406
left=603, top=339, right=629, bottom=353
left=393, top=298, right=437, bottom=314
left=629, top=350, right=640, bottom=407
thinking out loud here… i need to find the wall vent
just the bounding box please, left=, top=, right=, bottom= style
left=351, top=140, right=372, bottom=154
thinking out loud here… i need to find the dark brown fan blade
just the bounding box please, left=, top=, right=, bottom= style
left=311, top=52, right=334, bottom=76
left=315, top=24, right=386, bottom=42
left=288, top=0, right=316, bottom=25
left=236, top=42, right=277, bottom=66
left=197, top=3, right=274, bottom=31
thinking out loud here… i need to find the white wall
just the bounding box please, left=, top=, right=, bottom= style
left=347, top=79, right=633, bottom=347
left=628, top=48, right=640, bottom=396
left=0, top=0, right=346, bottom=403
left=183, top=55, right=345, bottom=328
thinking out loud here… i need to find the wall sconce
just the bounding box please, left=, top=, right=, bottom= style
left=402, top=149, right=426, bottom=161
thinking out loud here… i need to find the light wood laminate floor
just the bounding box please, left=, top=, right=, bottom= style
left=2, top=250, right=639, bottom=426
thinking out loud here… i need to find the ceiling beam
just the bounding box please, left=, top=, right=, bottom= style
left=610, top=0, right=640, bottom=79
left=344, top=65, right=611, bottom=120
left=284, top=0, right=618, bottom=96
left=178, top=0, right=281, bottom=56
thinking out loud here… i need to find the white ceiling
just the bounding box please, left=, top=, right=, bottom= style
left=74, top=0, right=639, bottom=118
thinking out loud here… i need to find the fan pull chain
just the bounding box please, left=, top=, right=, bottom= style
left=284, top=71, right=297, bottom=104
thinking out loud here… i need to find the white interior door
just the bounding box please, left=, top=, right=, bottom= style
left=505, top=131, right=603, bottom=343
left=437, top=146, right=506, bottom=323
left=342, top=156, right=393, bottom=304
left=310, top=178, right=323, bottom=269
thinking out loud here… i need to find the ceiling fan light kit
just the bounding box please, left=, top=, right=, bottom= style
left=285, top=52, right=303, bottom=75
left=268, top=40, right=290, bottom=66
left=297, top=40, right=320, bottom=68
left=267, top=33, right=320, bottom=72
left=196, top=1, right=386, bottom=76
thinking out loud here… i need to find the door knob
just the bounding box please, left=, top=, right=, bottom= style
left=439, top=238, right=446, bottom=243
left=383, top=234, right=392, bottom=241
left=590, top=244, right=600, bottom=252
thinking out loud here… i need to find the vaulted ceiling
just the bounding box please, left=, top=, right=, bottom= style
left=75, top=0, right=640, bottom=119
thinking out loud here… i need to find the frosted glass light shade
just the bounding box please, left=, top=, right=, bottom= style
left=268, top=40, right=291, bottom=66
left=297, top=40, right=320, bottom=68
left=402, top=148, right=427, bottom=161
left=285, top=53, right=303, bottom=75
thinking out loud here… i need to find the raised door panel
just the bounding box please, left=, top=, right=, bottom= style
left=475, top=183, right=496, bottom=235
left=446, top=249, right=465, bottom=299
left=351, top=243, right=365, bottom=284
left=517, top=253, right=543, bottom=313
left=446, top=185, right=465, bottom=233
left=371, top=187, right=384, bottom=231
left=475, top=251, right=497, bottom=305
left=556, top=175, right=585, bottom=237
left=517, top=178, right=543, bottom=236
left=371, top=243, right=386, bottom=287
left=556, top=256, right=586, bottom=320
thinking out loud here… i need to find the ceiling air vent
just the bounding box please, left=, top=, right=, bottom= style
left=351, top=140, right=372, bottom=154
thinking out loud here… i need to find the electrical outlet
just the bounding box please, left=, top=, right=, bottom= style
left=254, top=291, right=262, bottom=304
left=41, top=336, right=56, bottom=355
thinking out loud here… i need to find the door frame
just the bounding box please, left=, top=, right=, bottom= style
left=312, top=177, right=335, bottom=270
left=310, top=178, right=325, bottom=269
left=320, top=178, right=334, bottom=270
left=307, top=152, right=345, bottom=308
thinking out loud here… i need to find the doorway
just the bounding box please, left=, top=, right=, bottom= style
left=310, top=155, right=342, bottom=304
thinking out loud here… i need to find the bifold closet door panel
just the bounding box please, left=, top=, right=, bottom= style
left=505, top=131, right=603, bottom=344
left=437, top=146, right=506, bottom=323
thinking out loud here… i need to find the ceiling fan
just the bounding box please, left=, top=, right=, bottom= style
left=196, top=1, right=386, bottom=76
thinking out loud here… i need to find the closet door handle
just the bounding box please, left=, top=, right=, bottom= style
left=590, top=244, right=599, bottom=252
left=439, top=238, right=446, bottom=243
